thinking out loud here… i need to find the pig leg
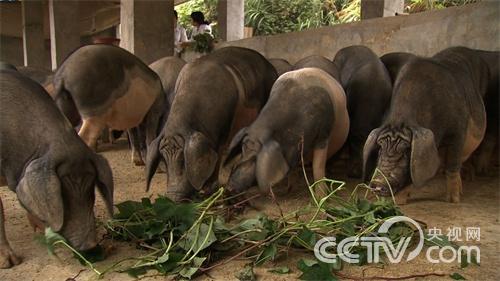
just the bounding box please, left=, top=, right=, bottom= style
left=78, top=116, right=106, bottom=151
left=312, top=146, right=329, bottom=199
left=128, top=128, right=145, bottom=166
left=0, top=197, right=21, bottom=268
left=446, top=171, right=462, bottom=203
left=445, top=144, right=464, bottom=203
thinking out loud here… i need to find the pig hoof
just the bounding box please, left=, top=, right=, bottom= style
left=445, top=172, right=462, bottom=203
left=133, top=159, right=145, bottom=166
left=0, top=246, right=21, bottom=268
left=446, top=193, right=461, bottom=203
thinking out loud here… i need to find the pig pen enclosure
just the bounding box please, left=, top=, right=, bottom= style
left=1, top=139, right=499, bottom=281
left=1, top=1, right=499, bottom=281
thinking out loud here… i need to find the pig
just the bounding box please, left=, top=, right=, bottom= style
left=333, top=45, right=393, bottom=178
left=268, top=58, right=292, bottom=76
left=52, top=44, right=165, bottom=159
left=221, top=68, right=349, bottom=195
left=0, top=69, right=113, bottom=268
left=0, top=62, right=17, bottom=71
left=128, top=56, right=186, bottom=165
left=293, top=55, right=339, bottom=79
left=472, top=50, right=499, bottom=175
left=146, top=47, right=277, bottom=201
left=16, top=66, right=53, bottom=88
left=363, top=47, right=488, bottom=203
left=379, top=52, right=417, bottom=85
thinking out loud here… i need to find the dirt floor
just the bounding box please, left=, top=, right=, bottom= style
left=1, top=140, right=499, bottom=281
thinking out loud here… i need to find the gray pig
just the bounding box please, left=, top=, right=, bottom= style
left=146, top=47, right=277, bottom=201
left=363, top=46, right=488, bottom=203
left=268, top=58, right=292, bottom=76
left=293, top=55, right=339, bottom=79
left=472, top=50, right=499, bottom=175
left=17, top=66, right=53, bottom=88
left=128, top=56, right=186, bottom=165
left=53, top=44, right=165, bottom=155
left=0, top=69, right=113, bottom=268
left=333, top=45, right=393, bottom=178
left=221, top=68, right=349, bottom=195
left=379, top=52, right=417, bottom=85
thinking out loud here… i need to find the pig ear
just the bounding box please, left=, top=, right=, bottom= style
left=362, top=128, right=382, bottom=182
left=256, top=140, right=289, bottom=193
left=185, top=132, right=218, bottom=190
left=223, top=127, right=248, bottom=166
left=16, top=157, right=64, bottom=231
left=91, top=154, right=114, bottom=216
left=146, top=135, right=162, bottom=191
left=410, top=127, right=440, bottom=187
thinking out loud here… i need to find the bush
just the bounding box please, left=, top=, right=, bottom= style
left=244, top=0, right=360, bottom=36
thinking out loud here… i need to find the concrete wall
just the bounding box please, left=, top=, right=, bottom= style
left=0, top=35, right=24, bottom=66
left=219, top=2, right=499, bottom=63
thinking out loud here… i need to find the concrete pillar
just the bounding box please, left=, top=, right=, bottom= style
left=217, top=0, right=244, bottom=42
left=361, top=0, right=404, bottom=20
left=22, top=1, right=47, bottom=69
left=49, top=0, right=81, bottom=70
left=120, top=0, right=174, bottom=65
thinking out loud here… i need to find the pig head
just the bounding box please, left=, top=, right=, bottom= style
left=15, top=153, right=114, bottom=251
left=146, top=131, right=218, bottom=201
left=363, top=125, right=440, bottom=196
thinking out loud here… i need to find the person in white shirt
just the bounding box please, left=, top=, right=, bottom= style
left=174, top=10, right=188, bottom=55
left=189, top=11, right=212, bottom=39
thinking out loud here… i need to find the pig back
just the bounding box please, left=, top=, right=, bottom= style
left=207, top=47, right=278, bottom=108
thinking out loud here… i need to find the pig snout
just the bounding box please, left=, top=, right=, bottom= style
left=64, top=227, right=98, bottom=252
left=369, top=172, right=407, bottom=197
left=165, top=184, right=194, bottom=202
left=369, top=180, right=392, bottom=197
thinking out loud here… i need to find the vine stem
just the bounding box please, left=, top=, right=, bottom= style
left=52, top=241, right=102, bottom=276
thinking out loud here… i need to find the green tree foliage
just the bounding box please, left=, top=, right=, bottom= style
left=174, top=0, right=479, bottom=38
left=405, top=0, right=480, bottom=13
left=245, top=0, right=361, bottom=36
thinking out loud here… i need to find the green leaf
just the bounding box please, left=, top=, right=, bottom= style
left=268, top=266, right=290, bottom=274
left=145, top=221, right=167, bottom=239
left=357, top=198, right=371, bottom=213
left=235, top=263, right=256, bottom=281
left=156, top=252, right=183, bottom=274
left=178, top=223, right=217, bottom=252
left=179, top=257, right=206, bottom=279
left=297, top=258, right=338, bottom=281
left=364, top=212, right=376, bottom=224
left=141, top=197, right=152, bottom=208
left=295, top=227, right=317, bottom=248
left=255, top=243, right=277, bottom=265
left=460, top=253, right=479, bottom=268
left=424, top=234, right=458, bottom=249
left=140, top=250, right=170, bottom=267
left=114, top=201, right=145, bottom=219
left=450, top=273, right=466, bottom=280
left=38, top=227, right=66, bottom=254
left=236, top=217, right=269, bottom=241
left=340, top=221, right=356, bottom=236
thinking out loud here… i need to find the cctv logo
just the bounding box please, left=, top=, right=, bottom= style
left=314, top=216, right=424, bottom=264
